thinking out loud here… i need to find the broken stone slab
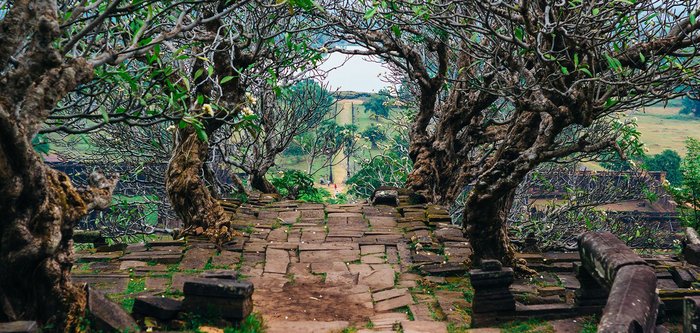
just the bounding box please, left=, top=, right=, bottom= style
left=375, top=293, right=414, bottom=312
left=359, top=268, right=396, bottom=291
left=420, top=263, right=468, bottom=276
left=132, top=296, right=182, bottom=320
left=183, top=278, right=254, bottom=299
left=372, top=288, right=409, bottom=302
left=299, top=250, right=360, bottom=263
left=180, top=247, right=214, bottom=270
left=264, top=248, right=290, bottom=274
left=361, top=245, right=386, bottom=255
left=371, top=312, right=408, bottom=329
left=265, top=320, right=349, bottom=333
left=0, top=322, right=37, bottom=333
left=597, top=265, right=658, bottom=333
left=401, top=320, right=448, bottom=333
left=86, top=285, right=139, bottom=332
left=120, top=251, right=182, bottom=264
left=671, top=267, right=695, bottom=289
left=200, top=269, right=239, bottom=280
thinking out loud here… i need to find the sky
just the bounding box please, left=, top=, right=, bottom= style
left=318, top=48, right=391, bottom=93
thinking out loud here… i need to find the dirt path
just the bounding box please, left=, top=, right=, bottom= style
left=328, top=99, right=362, bottom=193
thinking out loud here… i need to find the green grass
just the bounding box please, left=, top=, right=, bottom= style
left=500, top=318, right=554, bottom=333
left=116, top=277, right=146, bottom=312
left=633, top=106, right=700, bottom=156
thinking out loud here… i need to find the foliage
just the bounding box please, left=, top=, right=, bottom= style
left=363, top=91, right=390, bottom=118
left=680, top=97, right=700, bottom=117
left=346, top=152, right=412, bottom=199
left=679, top=138, right=700, bottom=227
left=361, top=125, right=387, bottom=148
left=644, top=149, right=683, bottom=186
left=270, top=170, right=317, bottom=199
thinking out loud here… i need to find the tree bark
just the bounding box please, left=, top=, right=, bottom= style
left=250, top=172, right=277, bottom=194
left=0, top=108, right=118, bottom=331
left=165, top=129, right=233, bottom=244
left=462, top=187, right=518, bottom=268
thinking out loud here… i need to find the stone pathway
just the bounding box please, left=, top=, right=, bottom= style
left=73, top=196, right=471, bottom=332
left=72, top=194, right=690, bottom=332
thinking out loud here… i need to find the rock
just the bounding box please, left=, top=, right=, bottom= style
left=182, top=296, right=253, bottom=321
left=372, top=187, right=400, bottom=207
left=684, top=297, right=700, bottom=333
left=0, top=322, right=37, bottom=333
left=200, top=270, right=239, bottom=280
left=85, top=285, right=139, bottom=332
left=480, top=259, right=502, bottom=271
left=537, top=286, right=566, bottom=297
left=375, top=293, right=414, bottom=311
left=132, top=296, right=182, bottom=320
left=685, top=243, right=700, bottom=266
left=401, top=320, right=448, bottom=333
left=183, top=278, right=254, bottom=299
left=470, top=266, right=515, bottom=314
left=672, top=267, right=695, bottom=289
left=265, top=320, right=348, bottom=333
left=359, top=268, right=395, bottom=291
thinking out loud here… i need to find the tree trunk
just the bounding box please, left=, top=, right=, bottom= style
left=0, top=112, right=118, bottom=331
left=463, top=187, right=518, bottom=268
left=250, top=172, right=277, bottom=194
left=165, top=129, right=233, bottom=244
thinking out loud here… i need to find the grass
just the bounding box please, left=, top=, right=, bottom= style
left=500, top=318, right=555, bottom=333
left=633, top=106, right=700, bottom=156
left=116, top=277, right=146, bottom=312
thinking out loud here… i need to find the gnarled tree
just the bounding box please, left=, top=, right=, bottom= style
left=314, top=0, right=700, bottom=267
left=0, top=0, right=246, bottom=330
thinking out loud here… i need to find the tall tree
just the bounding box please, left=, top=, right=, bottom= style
left=0, top=0, right=247, bottom=330
left=314, top=0, right=700, bottom=267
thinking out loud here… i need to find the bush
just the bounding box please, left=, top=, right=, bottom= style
left=346, top=152, right=412, bottom=198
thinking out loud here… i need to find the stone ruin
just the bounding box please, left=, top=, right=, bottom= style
left=4, top=187, right=700, bottom=332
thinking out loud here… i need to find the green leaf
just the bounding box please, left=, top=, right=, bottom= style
left=364, top=7, right=378, bottom=20
left=514, top=26, right=524, bottom=42
left=580, top=68, right=592, bottom=77
left=560, top=66, right=569, bottom=75
left=99, top=106, right=109, bottom=123
left=195, top=127, right=208, bottom=141
left=221, top=76, right=234, bottom=84
left=639, top=53, right=646, bottom=63
left=207, top=65, right=214, bottom=77
left=391, top=25, right=402, bottom=37
left=691, top=12, right=697, bottom=25
left=193, top=68, right=203, bottom=80
left=573, top=53, right=579, bottom=68
left=592, top=8, right=600, bottom=15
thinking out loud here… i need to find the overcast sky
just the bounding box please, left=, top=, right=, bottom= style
left=319, top=49, right=391, bottom=93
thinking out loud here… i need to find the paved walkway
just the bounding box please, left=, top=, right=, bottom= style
left=72, top=193, right=699, bottom=332
left=74, top=195, right=474, bottom=332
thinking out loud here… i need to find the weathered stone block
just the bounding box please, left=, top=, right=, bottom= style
left=86, top=286, right=139, bottom=332
left=132, top=296, right=182, bottom=320
left=598, top=265, right=658, bottom=333
left=579, top=232, right=647, bottom=287
left=183, top=278, right=254, bottom=299
left=684, top=297, right=700, bottom=333
left=182, top=295, right=253, bottom=320
left=371, top=187, right=399, bottom=207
